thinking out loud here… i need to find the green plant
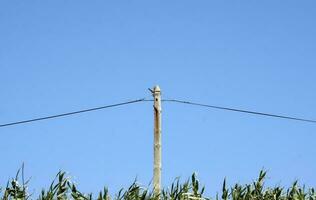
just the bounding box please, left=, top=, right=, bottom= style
left=1, top=169, right=315, bottom=200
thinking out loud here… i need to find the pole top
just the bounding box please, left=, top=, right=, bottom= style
left=153, top=85, right=161, bottom=93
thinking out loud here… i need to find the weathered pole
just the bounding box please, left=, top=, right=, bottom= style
left=153, top=85, right=162, bottom=195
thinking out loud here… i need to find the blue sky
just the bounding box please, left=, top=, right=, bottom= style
left=1, top=0, right=316, bottom=197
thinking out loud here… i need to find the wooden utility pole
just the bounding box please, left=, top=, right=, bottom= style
left=152, top=85, right=162, bottom=195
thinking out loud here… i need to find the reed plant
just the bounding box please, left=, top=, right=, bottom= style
left=1, top=168, right=314, bottom=200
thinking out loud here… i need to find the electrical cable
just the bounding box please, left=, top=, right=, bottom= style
left=0, top=98, right=146, bottom=128
left=1, top=97, right=315, bottom=128
left=163, top=99, right=316, bottom=124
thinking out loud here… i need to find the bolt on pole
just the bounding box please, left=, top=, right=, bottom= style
left=152, top=85, right=162, bottom=195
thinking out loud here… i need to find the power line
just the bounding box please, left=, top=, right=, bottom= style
left=1, top=97, right=315, bottom=128
left=0, top=98, right=146, bottom=128
left=163, top=99, right=316, bottom=124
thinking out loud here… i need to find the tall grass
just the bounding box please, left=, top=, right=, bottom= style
left=1, top=168, right=315, bottom=200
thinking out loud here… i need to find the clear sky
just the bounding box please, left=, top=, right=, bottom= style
left=1, top=0, right=316, bottom=197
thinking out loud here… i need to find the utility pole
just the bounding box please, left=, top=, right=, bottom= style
left=152, top=85, right=162, bottom=195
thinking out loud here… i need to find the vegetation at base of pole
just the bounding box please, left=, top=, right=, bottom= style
left=0, top=168, right=315, bottom=200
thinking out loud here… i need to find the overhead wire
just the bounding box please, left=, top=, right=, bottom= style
left=1, top=97, right=316, bottom=128
left=0, top=98, right=146, bottom=128
left=162, top=99, right=316, bottom=124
